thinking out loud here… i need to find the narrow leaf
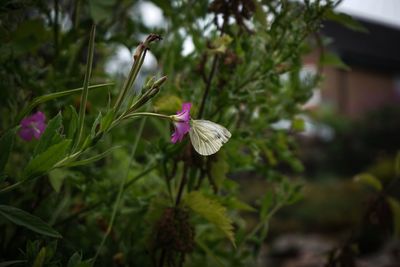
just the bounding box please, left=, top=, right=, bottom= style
left=387, top=197, right=400, bottom=238
left=32, top=247, right=46, bottom=267
left=354, top=173, right=382, bottom=191
left=33, top=113, right=63, bottom=156
left=0, top=260, right=27, bottom=267
left=62, top=146, right=120, bottom=168
left=184, top=191, right=235, bottom=246
left=16, top=83, right=113, bottom=122
left=75, top=24, right=96, bottom=150
left=67, top=105, right=79, bottom=141
left=320, top=52, right=350, bottom=71
left=67, top=252, right=82, bottom=267
left=23, top=140, right=72, bottom=179
left=48, top=169, right=67, bottom=193
left=0, top=205, right=62, bottom=238
left=91, top=112, right=102, bottom=138
left=325, top=10, right=368, bottom=33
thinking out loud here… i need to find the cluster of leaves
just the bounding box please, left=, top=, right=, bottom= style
left=0, top=0, right=350, bottom=266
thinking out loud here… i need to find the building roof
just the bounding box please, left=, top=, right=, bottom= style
left=322, top=17, right=400, bottom=73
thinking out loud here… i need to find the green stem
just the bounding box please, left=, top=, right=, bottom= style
left=110, top=112, right=171, bottom=130
left=113, top=47, right=147, bottom=113
left=93, top=116, right=147, bottom=262
left=74, top=24, right=96, bottom=151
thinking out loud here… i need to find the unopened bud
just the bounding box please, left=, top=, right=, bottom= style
left=147, top=87, right=160, bottom=99
left=153, top=76, right=167, bottom=88
left=133, top=43, right=145, bottom=61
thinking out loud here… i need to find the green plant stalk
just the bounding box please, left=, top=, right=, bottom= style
left=16, top=83, right=113, bottom=122
left=113, top=48, right=147, bottom=113
left=93, top=116, right=147, bottom=262
left=110, top=112, right=171, bottom=130
left=74, top=24, right=96, bottom=151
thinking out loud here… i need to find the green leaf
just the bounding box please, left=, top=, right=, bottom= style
left=195, top=239, right=225, bottom=267
left=325, top=10, right=368, bottom=33
left=67, top=105, right=79, bottom=141
left=154, top=95, right=183, bottom=114
left=0, top=128, right=17, bottom=172
left=210, top=150, right=229, bottom=190
left=23, top=140, right=72, bottom=179
left=0, top=205, right=62, bottom=238
left=210, top=34, right=233, bottom=54
left=16, top=83, right=113, bottom=122
left=100, top=109, right=114, bottom=132
left=34, top=113, right=63, bottom=156
left=91, top=112, right=102, bottom=138
left=32, top=247, right=46, bottom=267
left=260, top=190, right=274, bottom=219
left=62, top=146, right=120, bottom=168
left=0, top=260, right=27, bottom=267
left=320, top=52, right=350, bottom=71
left=184, top=191, right=235, bottom=247
left=67, top=252, right=82, bottom=267
left=48, top=169, right=67, bottom=193
left=387, top=197, right=400, bottom=238
left=224, top=196, right=256, bottom=212
left=354, top=173, right=382, bottom=191
left=395, top=151, right=400, bottom=177
left=254, top=0, right=267, bottom=27
left=291, top=117, right=305, bottom=132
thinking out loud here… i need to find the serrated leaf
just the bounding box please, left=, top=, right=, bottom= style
left=210, top=150, right=229, bottom=190
left=184, top=191, right=235, bottom=246
left=354, top=173, right=382, bottom=191
left=23, top=140, right=72, bottom=179
left=320, top=52, right=350, bottom=71
left=0, top=205, right=62, bottom=238
left=32, top=247, right=46, bottom=267
left=387, top=197, right=400, bottom=238
left=224, top=197, right=256, bottom=212
left=0, top=128, right=17, bottom=172
left=34, top=113, right=63, bottom=156
left=325, top=10, right=368, bottom=33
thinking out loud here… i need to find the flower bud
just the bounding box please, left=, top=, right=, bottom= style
left=153, top=75, right=167, bottom=88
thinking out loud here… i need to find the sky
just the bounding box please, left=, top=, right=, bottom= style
left=337, top=0, right=400, bottom=28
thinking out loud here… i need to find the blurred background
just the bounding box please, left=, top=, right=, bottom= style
left=260, top=1, right=400, bottom=266
left=1, top=0, right=400, bottom=266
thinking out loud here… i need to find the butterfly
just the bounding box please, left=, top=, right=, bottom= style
left=189, top=120, right=231, bottom=156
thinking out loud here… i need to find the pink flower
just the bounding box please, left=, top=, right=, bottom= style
left=170, top=103, right=191, bottom=143
left=18, top=111, right=47, bottom=141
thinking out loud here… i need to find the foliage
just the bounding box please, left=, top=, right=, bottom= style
left=0, top=0, right=345, bottom=266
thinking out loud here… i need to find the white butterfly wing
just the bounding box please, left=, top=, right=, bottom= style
left=189, top=120, right=231, bottom=156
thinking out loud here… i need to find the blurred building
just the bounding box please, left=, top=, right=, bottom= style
left=305, top=16, right=400, bottom=118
